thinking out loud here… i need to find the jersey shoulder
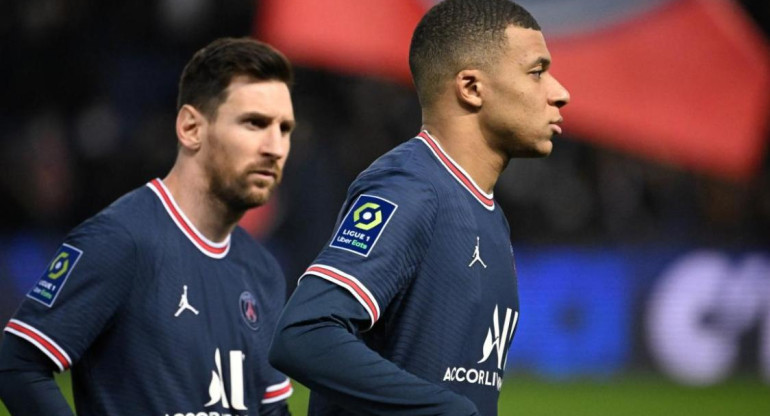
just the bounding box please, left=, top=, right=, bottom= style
left=67, top=184, right=155, bottom=247
left=352, top=138, right=441, bottom=198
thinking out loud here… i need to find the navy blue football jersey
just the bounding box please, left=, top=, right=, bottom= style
left=300, top=131, right=520, bottom=415
left=4, top=179, right=292, bottom=415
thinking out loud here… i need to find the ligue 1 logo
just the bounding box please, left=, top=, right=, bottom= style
left=330, top=194, right=398, bottom=257
left=353, top=202, right=382, bottom=230
left=28, top=243, right=83, bottom=307
left=239, top=291, right=259, bottom=330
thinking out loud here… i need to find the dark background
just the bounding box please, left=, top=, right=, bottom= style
left=0, top=0, right=769, bottom=390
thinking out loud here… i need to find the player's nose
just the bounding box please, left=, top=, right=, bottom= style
left=549, top=76, right=570, bottom=108
left=260, top=124, right=289, bottom=158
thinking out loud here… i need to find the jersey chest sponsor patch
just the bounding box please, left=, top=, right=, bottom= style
left=27, top=244, right=83, bottom=307
left=330, top=194, right=398, bottom=257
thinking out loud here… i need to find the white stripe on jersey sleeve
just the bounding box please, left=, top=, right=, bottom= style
left=4, top=319, right=72, bottom=372
left=300, top=264, right=381, bottom=330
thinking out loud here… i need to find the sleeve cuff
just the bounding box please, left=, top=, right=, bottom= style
left=262, top=378, right=293, bottom=404
left=300, top=264, right=381, bottom=330
left=4, top=319, right=72, bottom=372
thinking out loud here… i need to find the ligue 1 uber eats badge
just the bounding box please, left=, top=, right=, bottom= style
left=331, top=194, right=398, bottom=257
left=28, top=244, right=83, bottom=307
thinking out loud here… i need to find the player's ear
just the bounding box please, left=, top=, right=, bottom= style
left=176, top=104, right=206, bottom=151
left=455, top=69, right=483, bottom=109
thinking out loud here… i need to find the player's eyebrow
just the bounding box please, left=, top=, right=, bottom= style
left=239, top=111, right=297, bottom=132
left=238, top=110, right=272, bottom=120
left=529, top=56, right=551, bottom=69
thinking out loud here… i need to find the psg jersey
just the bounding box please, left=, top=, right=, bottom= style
left=301, top=131, right=520, bottom=415
left=4, top=179, right=292, bottom=415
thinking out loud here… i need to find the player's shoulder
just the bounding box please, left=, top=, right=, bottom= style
left=364, top=136, right=433, bottom=176
left=352, top=137, right=439, bottom=197
left=68, top=184, right=155, bottom=244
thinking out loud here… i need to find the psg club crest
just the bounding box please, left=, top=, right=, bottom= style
left=239, top=291, right=259, bottom=330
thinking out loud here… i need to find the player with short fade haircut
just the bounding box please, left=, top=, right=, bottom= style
left=270, top=0, right=569, bottom=414
left=409, top=0, right=541, bottom=108
left=0, top=37, right=296, bottom=415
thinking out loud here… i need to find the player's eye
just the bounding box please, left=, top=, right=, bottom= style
left=280, top=122, right=294, bottom=134
left=245, top=117, right=270, bottom=129
left=530, top=69, right=544, bottom=80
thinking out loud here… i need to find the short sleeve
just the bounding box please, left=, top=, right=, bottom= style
left=4, top=215, right=136, bottom=371
left=299, top=169, right=438, bottom=329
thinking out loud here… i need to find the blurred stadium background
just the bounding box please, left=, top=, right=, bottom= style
left=1, top=0, right=769, bottom=414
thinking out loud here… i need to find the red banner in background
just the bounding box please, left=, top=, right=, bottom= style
left=548, top=0, right=770, bottom=181
left=256, top=0, right=770, bottom=181
left=257, top=0, right=422, bottom=82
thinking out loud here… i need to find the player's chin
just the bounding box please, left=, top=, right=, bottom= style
left=237, top=193, right=269, bottom=210
left=248, top=184, right=277, bottom=205
left=514, top=139, right=553, bottom=158
left=536, top=133, right=555, bottom=154
left=225, top=183, right=271, bottom=210
left=537, top=139, right=554, bottom=156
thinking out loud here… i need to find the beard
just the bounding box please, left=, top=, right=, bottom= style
left=207, top=159, right=282, bottom=213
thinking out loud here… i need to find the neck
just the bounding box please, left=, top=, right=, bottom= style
left=161, top=166, right=243, bottom=243
left=422, top=117, right=507, bottom=194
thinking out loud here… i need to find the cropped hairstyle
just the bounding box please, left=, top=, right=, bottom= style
left=177, top=37, right=293, bottom=119
left=409, top=0, right=540, bottom=107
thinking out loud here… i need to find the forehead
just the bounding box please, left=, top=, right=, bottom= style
left=503, top=25, right=550, bottom=66
left=219, top=76, right=293, bottom=117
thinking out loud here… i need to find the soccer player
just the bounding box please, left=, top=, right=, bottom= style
left=0, top=38, right=296, bottom=415
left=268, top=0, right=570, bottom=414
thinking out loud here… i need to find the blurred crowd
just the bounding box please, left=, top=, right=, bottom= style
left=1, top=0, right=769, bottom=285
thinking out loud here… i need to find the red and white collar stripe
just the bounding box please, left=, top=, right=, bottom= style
left=5, top=319, right=72, bottom=372
left=416, top=130, right=495, bottom=211
left=147, top=179, right=230, bottom=259
left=262, top=378, right=293, bottom=404
left=300, top=264, right=380, bottom=330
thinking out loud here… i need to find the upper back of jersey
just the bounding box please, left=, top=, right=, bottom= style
left=303, top=131, right=520, bottom=415
left=5, top=179, right=292, bottom=415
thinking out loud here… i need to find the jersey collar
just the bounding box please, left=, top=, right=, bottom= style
left=416, top=130, right=495, bottom=211
left=147, top=178, right=231, bottom=259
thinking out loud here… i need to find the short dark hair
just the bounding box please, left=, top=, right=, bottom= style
left=177, top=37, right=293, bottom=119
left=409, top=0, right=540, bottom=107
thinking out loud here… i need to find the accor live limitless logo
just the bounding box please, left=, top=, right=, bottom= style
left=443, top=305, right=518, bottom=391
left=205, top=348, right=247, bottom=411
left=165, top=348, right=248, bottom=416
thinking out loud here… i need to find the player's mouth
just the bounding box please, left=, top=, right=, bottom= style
left=249, top=169, right=278, bottom=182
left=549, top=118, right=563, bottom=135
